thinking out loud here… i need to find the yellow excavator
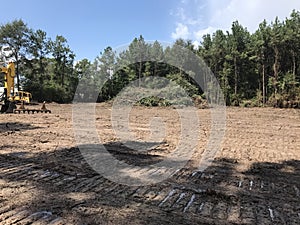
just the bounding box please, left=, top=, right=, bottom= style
left=0, top=62, right=50, bottom=113
left=0, top=61, right=17, bottom=113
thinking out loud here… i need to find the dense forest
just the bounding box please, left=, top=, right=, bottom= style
left=0, top=10, right=300, bottom=107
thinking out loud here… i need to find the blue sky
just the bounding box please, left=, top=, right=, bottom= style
left=1, top=0, right=300, bottom=61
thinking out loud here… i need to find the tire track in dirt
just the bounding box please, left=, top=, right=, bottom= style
left=2, top=154, right=300, bottom=224
left=0, top=105, right=300, bottom=224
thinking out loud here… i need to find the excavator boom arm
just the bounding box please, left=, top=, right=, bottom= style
left=2, top=62, right=16, bottom=97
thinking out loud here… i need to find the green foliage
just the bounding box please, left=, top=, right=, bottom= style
left=138, top=96, right=170, bottom=107
left=197, top=11, right=300, bottom=107
left=166, top=73, right=199, bottom=96
left=230, top=93, right=241, bottom=106
left=1, top=11, right=300, bottom=107
left=0, top=19, right=30, bottom=90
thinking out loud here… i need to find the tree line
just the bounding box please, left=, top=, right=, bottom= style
left=0, top=20, right=76, bottom=103
left=0, top=10, right=300, bottom=107
left=198, top=10, right=300, bottom=107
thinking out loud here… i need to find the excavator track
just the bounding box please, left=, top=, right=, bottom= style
left=13, top=101, right=51, bottom=114
left=14, top=109, right=51, bottom=114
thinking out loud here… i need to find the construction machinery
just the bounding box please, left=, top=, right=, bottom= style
left=0, top=62, right=51, bottom=113
left=0, top=61, right=16, bottom=113
left=10, top=91, right=32, bottom=103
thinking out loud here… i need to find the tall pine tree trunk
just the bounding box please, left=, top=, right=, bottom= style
left=138, top=61, right=142, bottom=88
left=15, top=53, right=20, bottom=93
left=262, top=63, right=265, bottom=105
left=234, top=56, right=238, bottom=95
left=273, top=46, right=279, bottom=95
left=61, top=57, right=66, bottom=87
left=292, top=50, right=296, bottom=83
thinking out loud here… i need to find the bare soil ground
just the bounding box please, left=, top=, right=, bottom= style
left=0, top=103, right=299, bottom=225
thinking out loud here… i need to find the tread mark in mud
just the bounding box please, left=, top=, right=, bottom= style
left=158, top=189, right=176, bottom=207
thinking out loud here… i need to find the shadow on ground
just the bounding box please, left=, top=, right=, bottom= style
left=0, top=143, right=299, bottom=224
left=0, top=122, right=40, bottom=133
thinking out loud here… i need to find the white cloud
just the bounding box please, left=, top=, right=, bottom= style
left=171, top=0, right=300, bottom=42
left=171, top=23, right=190, bottom=39
left=194, top=26, right=217, bottom=40
left=192, top=40, right=200, bottom=49
left=208, top=0, right=300, bottom=32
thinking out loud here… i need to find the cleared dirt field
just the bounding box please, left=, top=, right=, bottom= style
left=0, top=103, right=299, bottom=224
